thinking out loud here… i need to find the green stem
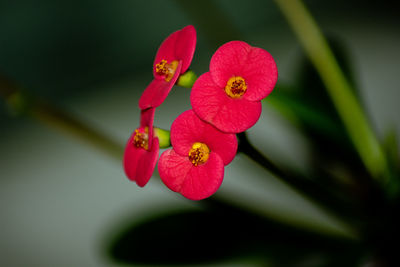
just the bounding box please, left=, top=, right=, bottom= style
left=237, top=132, right=359, bottom=226
left=30, top=101, right=124, bottom=160
left=0, top=74, right=123, bottom=161
left=274, top=0, right=387, bottom=180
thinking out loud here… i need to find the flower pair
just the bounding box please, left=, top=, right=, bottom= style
left=123, top=25, right=196, bottom=187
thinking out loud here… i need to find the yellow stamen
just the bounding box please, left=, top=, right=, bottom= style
left=155, top=59, right=179, bottom=82
left=225, top=76, right=247, bottom=98
left=133, top=127, right=149, bottom=150
left=188, top=142, right=210, bottom=166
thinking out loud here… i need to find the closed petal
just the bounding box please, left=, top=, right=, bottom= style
left=153, top=25, right=196, bottom=77
left=175, top=25, right=197, bottom=74
left=123, top=134, right=145, bottom=181
left=139, top=61, right=182, bottom=109
left=139, top=108, right=155, bottom=128
left=153, top=30, right=179, bottom=78
left=135, top=138, right=159, bottom=187
left=140, top=108, right=155, bottom=148
left=123, top=134, right=159, bottom=187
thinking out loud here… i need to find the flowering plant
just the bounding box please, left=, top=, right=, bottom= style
left=124, top=26, right=277, bottom=200
left=2, top=2, right=397, bottom=264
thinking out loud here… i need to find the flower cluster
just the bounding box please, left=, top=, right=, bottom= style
left=123, top=26, right=277, bottom=200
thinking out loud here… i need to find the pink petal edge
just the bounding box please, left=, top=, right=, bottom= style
left=175, top=25, right=197, bottom=74
left=153, top=30, right=180, bottom=78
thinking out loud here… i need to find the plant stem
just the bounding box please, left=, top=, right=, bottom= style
left=274, top=0, right=387, bottom=180
left=0, top=74, right=123, bottom=161
left=30, top=101, right=124, bottom=160
left=237, top=132, right=359, bottom=224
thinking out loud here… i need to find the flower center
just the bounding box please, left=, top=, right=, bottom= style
left=188, top=142, right=210, bottom=166
left=155, top=59, right=179, bottom=82
left=224, top=76, right=247, bottom=98
left=133, top=127, right=149, bottom=150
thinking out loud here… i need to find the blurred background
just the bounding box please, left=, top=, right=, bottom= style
left=0, top=0, right=399, bottom=266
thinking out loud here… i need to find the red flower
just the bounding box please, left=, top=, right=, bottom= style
left=158, top=110, right=237, bottom=200
left=123, top=108, right=159, bottom=187
left=139, top=25, right=197, bottom=110
left=191, top=41, right=277, bottom=133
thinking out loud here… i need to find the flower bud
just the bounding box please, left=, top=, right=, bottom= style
left=154, top=127, right=171, bottom=148
left=177, top=70, right=197, bottom=88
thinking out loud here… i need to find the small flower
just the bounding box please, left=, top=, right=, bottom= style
left=139, top=25, right=197, bottom=110
left=158, top=110, right=237, bottom=200
left=191, top=41, right=278, bottom=133
left=123, top=108, right=159, bottom=187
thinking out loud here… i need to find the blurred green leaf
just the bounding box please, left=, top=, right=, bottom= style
left=262, top=38, right=387, bottom=226
left=175, top=0, right=242, bottom=48
left=289, top=37, right=359, bottom=154
left=106, top=206, right=362, bottom=266
left=382, top=129, right=400, bottom=198
left=267, top=38, right=375, bottom=191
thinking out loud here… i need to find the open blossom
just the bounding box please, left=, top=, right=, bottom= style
left=158, top=110, right=237, bottom=200
left=123, top=108, right=159, bottom=187
left=139, top=25, right=197, bottom=110
left=191, top=41, right=278, bottom=133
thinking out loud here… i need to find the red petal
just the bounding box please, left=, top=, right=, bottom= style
left=140, top=108, right=155, bottom=128
left=153, top=25, right=196, bottom=77
left=175, top=25, right=197, bottom=74
left=240, top=47, right=278, bottom=101
left=140, top=108, right=155, bottom=148
left=158, top=149, right=192, bottom=192
left=209, top=41, right=251, bottom=88
left=138, top=61, right=182, bottom=109
left=191, top=72, right=262, bottom=133
left=123, top=135, right=160, bottom=187
left=170, top=109, right=237, bottom=165
left=158, top=149, right=224, bottom=200
left=210, top=41, right=277, bottom=101
left=153, top=30, right=180, bottom=78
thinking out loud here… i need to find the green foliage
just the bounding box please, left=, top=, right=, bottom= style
left=106, top=206, right=362, bottom=266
